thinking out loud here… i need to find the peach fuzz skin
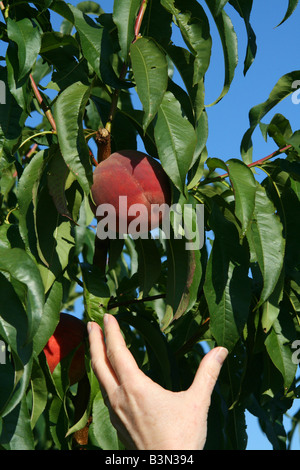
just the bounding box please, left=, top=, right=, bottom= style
left=91, top=150, right=171, bottom=233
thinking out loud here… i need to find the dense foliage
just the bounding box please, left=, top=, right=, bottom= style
left=0, top=0, right=300, bottom=450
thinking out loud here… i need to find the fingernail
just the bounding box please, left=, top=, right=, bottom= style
left=215, top=347, right=228, bottom=365
left=103, top=313, right=109, bottom=326
left=87, top=322, right=93, bottom=334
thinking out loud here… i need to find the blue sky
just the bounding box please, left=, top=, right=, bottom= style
left=22, top=0, right=300, bottom=450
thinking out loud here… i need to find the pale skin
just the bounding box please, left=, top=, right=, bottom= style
left=88, top=314, right=228, bottom=451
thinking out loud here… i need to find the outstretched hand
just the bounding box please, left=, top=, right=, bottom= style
left=88, top=314, right=228, bottom=451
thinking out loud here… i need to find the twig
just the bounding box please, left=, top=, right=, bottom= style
left=108, top=293, right=166, bottom=310
left=199, top=144, right=292, bottom=186
left=89, top=149, right=98, bottom=167
left=175, top=318, right=210, bottom=357
left=134, top=0, right=149, bottom=42
left=104, top=0, right=149, bottom=134
left=30, top=74, right=57, bottom=132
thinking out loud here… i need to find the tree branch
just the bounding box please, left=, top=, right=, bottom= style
left=104, top=0, right=149, bottom=134
left=108, top=293, right=165, bottom=310
left=29, top=74, right=57, bottom=132
left=199, top=144, right=292, bottom=186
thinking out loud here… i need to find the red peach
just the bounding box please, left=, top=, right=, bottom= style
left=43, top=313, right=86, bottom=385
left=91, top=150, right=171, bottom=233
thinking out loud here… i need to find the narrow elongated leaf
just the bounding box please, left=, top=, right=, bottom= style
left=40, top=31, right=79, bottom=54
left=121, top=312, right=174, bottom=390
left=113, top=0, right=141, bottom=60
left=82, top=265, right=110, bottom=326
left=0, top=247, right=44, bottom=344
left=51, top=2, right=128, bottom=89
left=130, top=37, right=168, bottom=130
left=54, top=81, right=92, bottom=194
left=30, top=357, right=48, bottom=429
left=89, top=392, right=119, bottom=450
left=161, top=0, right=212, bottom=86
left=161, top=237, right=190, bottom=331
left=261, top=271, right=284, bottom=333
left=0, top=398, right=35, bottom=450
left=241, top=71, right=300, bottom=164
left=0, top=66, right=25, bottom=160
left=246, top=183, right=285, bottom=308
left=154, top=91, right=197, bottom=193
left=47, top=148, right=74, bottom=222
left=277, top=0, right=299, bottom=26
left=265, top=317, right=297, bottom=391
left=33, top=279, right=62, bottom=355
left=0, top=272, right=33, bottom=418
left=229, top=0, right=256, bottom=75
left=167, top=45, right=205, bottom=123
left=205, top=157, right=256, bottom=238
left=226, top=159, right=256, bottom=237
left=135, top=238, right=161, bottom=297
left=204, top=0, right=238, bottom=104
left=6, top=18, right=41, bottom=81
left=204, top=203, right=251, bottom=352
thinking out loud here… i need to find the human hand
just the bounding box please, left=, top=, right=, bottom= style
left=88, top=314, right=228, bottom=451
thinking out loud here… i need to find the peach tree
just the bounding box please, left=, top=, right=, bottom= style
left=0, top=0, right=300, bottom=450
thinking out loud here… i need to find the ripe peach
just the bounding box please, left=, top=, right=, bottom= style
left=91, top=150, right=171, bottom=233
left=43, top=313, right=86, bottom=385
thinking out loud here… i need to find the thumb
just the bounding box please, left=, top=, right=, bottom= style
left=189, top=347, right=228, bottom=403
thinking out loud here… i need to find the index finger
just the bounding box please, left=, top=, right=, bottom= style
left=88, top=321, right=119, bottom=396
left=103, top=314, right=144, bottom=386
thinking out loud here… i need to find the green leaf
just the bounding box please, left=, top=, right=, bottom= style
left=47, top=148, right=74, bottom=222
left=228, top=0, right=257, bottom=75
left=0, top=66, right=25, bottom=160
left=167, top=45, right=206, bottom=123
left=161, top=215, right=202, bottom=331
left=40, top=31, right=79, bottom=54
left=265, top=316, right=297, bottom=391
left=246, top=183, right=285, bottom=309
left=130, top=37, right=168, bottom=130
left=0, top=398, right=35, bottom=450
left=241, top=71, right=300, bottom=164
left=161, top=0, right=212, bottom=86
left=277, top=0, right=299, bottom=26
left=89, top=391, right=119, bottom=450
left=6, top=18, right=41, bottom=81
left=48, top=395, right=70, bottom=449
left=113, top=0, right=141, bottom=61
left=65, top=4, right=129, bottom=90
left=261, top=271, right=284, bottom=334
left=204, top=203, right=251, bottom=352
left=33, top=279, right=62, bottom=355
left=0, top=272, right=33, bottom=417
left=33, top=183, right=77, bottom=293
left=0, top=247, right=44, bottom=344
left=30, top=357, right=48, bottom=429
left=82, top=264, right=110, bottom=326
left=226, top=158, right=257, bottom=238
left=204, top=0, right=238, bottom=104
left=154, top=91, right=197, bottom=193
left=120, top=312, right=175, bottom=389
left=54, top=81, right=93, bottom=194
left=135, top=238, right=162, bottom=297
